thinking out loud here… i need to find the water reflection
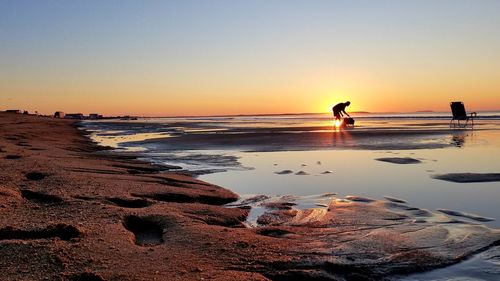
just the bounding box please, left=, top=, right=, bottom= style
left=451, top=134, right=466, bottom=148
left=449, top=132, right=479, bottom=148
left=332, top=126, right=354, bottom=147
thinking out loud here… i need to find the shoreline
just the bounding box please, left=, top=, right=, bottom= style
left=84, top=116, right=500, bottom=154
left=1, top=112, right=499, bottom=280
left=0, top=113, right=262, bottom=280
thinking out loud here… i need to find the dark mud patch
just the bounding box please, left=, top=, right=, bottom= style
left=158, top=179, right=189, bottom=188
left=5, top=155, right=22, bottom=160
left=275, top=170, right=293, bottom=175
left=437, top=209, right=494, bottom=222
left=0, top=224, right=80, bottom=241
left=410, top=208, right=434, bottom=217
left=345, top=195, right=375, bottom=203
left=257, top=228, right=293, bottom=238
left=132, top=192, right=235, bottom=205
left=384, top=196, right=408, bottom=204
left=25, top=172, right=48, bottom=181
left=17, top=142, right=31, bottom=147
left=433, top=173, right=500, bottom=183
left=113, top=163, right=181, bottom=173
left=376, top=157, right=422, bottom=164
left=123, top=215, right=164, bottom=246
left=66, top=167, right=122, bottom=175
left=21, top=190, right=63, bottom=204
left=149, top=175, right=212, bottom=187
left=68, top=272, right=105, bottom=281
left=107, top=197, right=153, bottom=208
left=73, top=195, right=94, bottom=201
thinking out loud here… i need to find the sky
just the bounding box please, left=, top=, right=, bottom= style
left=1, top=0, right=499, bottom=116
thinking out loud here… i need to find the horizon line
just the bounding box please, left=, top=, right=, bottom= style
left=100, top=109, right=500, bottom=118
left=4, top=109, right=500, bottom=119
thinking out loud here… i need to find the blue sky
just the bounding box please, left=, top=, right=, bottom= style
left=1, top=0, right=499, bottom=115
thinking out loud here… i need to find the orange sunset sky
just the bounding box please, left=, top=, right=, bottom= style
left=1, top=1, right=499, bottom=116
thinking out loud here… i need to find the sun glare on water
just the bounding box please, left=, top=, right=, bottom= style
left=335, top=119, right=342, bottom=128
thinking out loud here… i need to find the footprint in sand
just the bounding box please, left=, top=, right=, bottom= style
left=107, top=197, right=153, bottom=208
left=123, top=215, right=164, bottom=246
left=21, top=190, right=63, bottom=205
left=0, top=224, right=81, bottom=241
left=5, top=155, right=22, bottom=160
left=25, top=172, right=48, bottom=181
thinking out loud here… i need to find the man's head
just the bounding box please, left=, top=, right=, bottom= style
left=345, top=101, right=351, bottom=106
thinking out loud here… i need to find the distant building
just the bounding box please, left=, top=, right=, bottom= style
left=120, top=115, right=138, bottom=120
left=89, top=113, right=102, bottom=120
left=64, top=113, right=84, bottom=119
left=5, top=110, right=21, bottom=114
left=54, top=111, right=65, bottom=118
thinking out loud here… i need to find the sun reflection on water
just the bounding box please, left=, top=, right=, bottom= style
left=335, top=119, right=342, bottom=128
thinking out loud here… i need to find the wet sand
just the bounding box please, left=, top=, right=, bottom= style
left=130, top=129, right=456, bottom=151
left=1, top=112, right=500, bottom=280
left=0, top=113, right=261, bottom=280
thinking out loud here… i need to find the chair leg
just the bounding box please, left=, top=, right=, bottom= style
left=458, top=119, right=467, bottom=128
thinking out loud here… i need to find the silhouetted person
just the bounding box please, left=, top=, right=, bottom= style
left=332, top=101, right=351, bottom=120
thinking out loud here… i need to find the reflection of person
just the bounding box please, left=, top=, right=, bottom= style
left=332, top=101, right=351, bottom=120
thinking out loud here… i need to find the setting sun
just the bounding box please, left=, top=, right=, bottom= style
left=335, top=119, right=343, bottom=128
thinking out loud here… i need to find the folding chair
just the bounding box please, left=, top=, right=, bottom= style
left=450, top=102, right=476, bottom=128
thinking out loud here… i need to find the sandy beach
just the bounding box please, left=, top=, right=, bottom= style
left=1, top=112, right=500, bottom=280
left=0, top=112, right=262, bottom=280
left=3, top=2, right=500, bottom=279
